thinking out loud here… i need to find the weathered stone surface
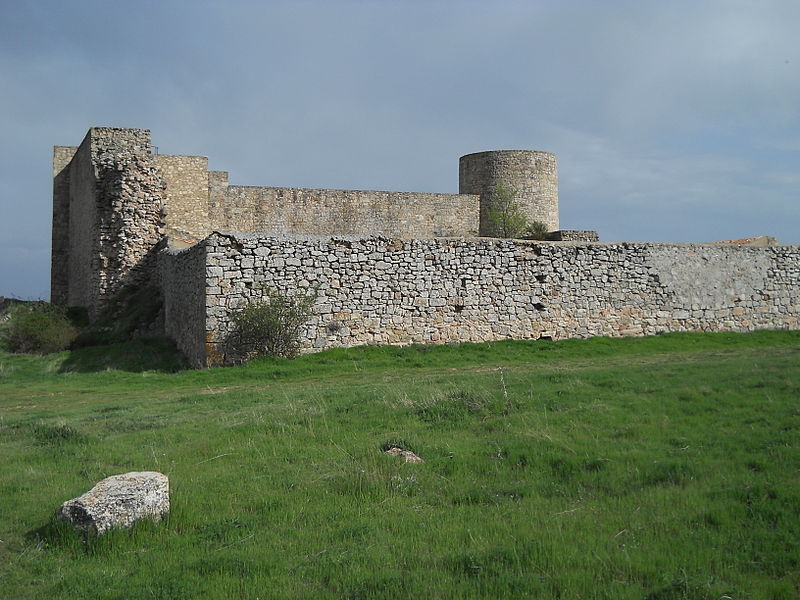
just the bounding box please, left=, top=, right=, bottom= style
left=548, top=230, right=599, bottom=242
left=160, top=233, right=800, bottom=367
left=52, top=128, right=166, bottom=317
left=460, top=150, right=559, bottom=235
left=58, top=471, right=169, bottom=536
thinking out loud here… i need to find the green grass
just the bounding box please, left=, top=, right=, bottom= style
left=1, top=331, right=798, bottom=599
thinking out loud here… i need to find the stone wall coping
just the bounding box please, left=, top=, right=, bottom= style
left=225, top=184, right=478, bottom=198
left=460, top=149, right=555, bottom=158
left=89, top=126, right=150, bottom=134
left=156, top=153, right=210, bottom=160
left=205, top=231, right=798, bottom=249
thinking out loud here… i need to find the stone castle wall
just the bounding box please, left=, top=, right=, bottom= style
left=54, top=127, right=798, bottom=368
left=53, top=128, right=563, bottom=319
left=65, top=137, right=98, bottom=310
left=159, top=241, right=208, bottom=367
left=548, top=230, right=600, bottom=242
left=90, top=128, right=165, bottom=312
left=208, top=186, right=479, bottom=239
left=158, top=233, right=800, bottom=367
left=52, top=128, right=166, bottom=316
left=51, top=145, right=78, bottom=305
left=154, top=154, right=210, bottom=239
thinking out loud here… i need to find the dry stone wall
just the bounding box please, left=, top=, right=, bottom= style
left=160, top=233, right=799, bottom=367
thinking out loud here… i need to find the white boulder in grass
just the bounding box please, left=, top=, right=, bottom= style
left=58, top=471, right=169, bottom=536
left=385, top=446, right=423, bottom=463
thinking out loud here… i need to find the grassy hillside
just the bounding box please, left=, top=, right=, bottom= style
left=1, top=331, right=798, bottom=599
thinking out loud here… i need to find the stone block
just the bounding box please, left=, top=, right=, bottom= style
left=58, top=472, right=169, bottom=536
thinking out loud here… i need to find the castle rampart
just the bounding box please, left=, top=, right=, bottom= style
left=208, top=186, right=479, bottom=239
left=158, top=233, right=799, bottom=368
left=154, top=154, right=210, bottom=239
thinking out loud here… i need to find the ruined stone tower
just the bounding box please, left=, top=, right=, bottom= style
left=52, top=128, right=165, bottom=316
left=459, top=150, right=559, bottom=235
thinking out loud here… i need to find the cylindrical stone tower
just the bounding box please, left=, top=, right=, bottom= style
left=459, top=150, right=558, bottom=237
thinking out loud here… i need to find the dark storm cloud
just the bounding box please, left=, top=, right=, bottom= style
left=1, top=0, right=797, bottom=298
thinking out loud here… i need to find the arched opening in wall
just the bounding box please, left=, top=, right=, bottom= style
left=533, top=303, right=546, bottom=312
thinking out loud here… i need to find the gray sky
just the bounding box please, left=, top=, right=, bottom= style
left=1, top=0, right=798, bottom=299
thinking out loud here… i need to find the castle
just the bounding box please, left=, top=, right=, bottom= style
left=52, top=127, right=799, bottom=367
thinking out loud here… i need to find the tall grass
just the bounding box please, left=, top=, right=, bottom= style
left=1, top=331, right=798, bottom=598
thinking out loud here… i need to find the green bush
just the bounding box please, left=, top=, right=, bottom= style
left=486, top=185, right=529, bottom=238
left=486, top=186, right=551, bottom=240
left=225, top=286, right=317, bottom=362
left=71, top=284, right=162, bottom=348
left=2, top=302, right=78, bottom=354
left=523, top=220, right=550, bottom=241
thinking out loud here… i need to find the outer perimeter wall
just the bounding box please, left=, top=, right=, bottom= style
left=160, top=233, right=800, bottom=367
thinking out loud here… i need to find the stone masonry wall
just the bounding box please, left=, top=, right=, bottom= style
left=154, top=154, right=210, bottom=239
left=159, top=242, right=208, bottom=367
left=171, top=233, right=799, bottom=367
left=65, top=136, right=97, bottom=310
left=207, top=170, right=230, bottom=230
left=460, top=150, right=559, bottom=235
left=209, top=186, right=479, bottom=238
left=51, top=146, right=78, bottom=305
left=53, top=128, right=167, bottom=316
left=548, top=230, right=600, bottom=242
left=88, top=128, right=166, bottom=315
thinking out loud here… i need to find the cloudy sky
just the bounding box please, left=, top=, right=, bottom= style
left=1, top=0, right=798, bottom=299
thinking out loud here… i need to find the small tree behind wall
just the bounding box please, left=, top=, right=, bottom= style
left=485, top=185, right=550, bottom=240
left=486, top=185, right=528, bottom=238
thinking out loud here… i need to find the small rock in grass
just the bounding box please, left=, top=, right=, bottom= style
left=386, top=446, right=423, bottom=463
left=58, top=471, right=169, bottom=536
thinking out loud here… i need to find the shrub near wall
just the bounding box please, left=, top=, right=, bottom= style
left=225, top=286, right=317, bottom=362
left=1, top=302, right=77, bottom=354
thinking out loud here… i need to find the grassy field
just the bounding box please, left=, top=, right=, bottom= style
left=0, top=331, right=798, bottom=599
